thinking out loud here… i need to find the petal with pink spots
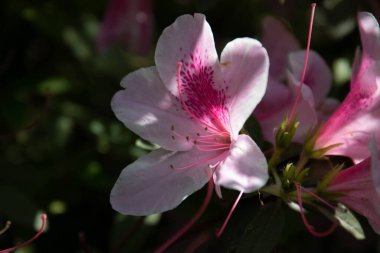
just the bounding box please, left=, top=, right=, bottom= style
left=112, top=67, right=205, bottom=151
left=155, top=14, right=218, bottom=97
left=110, top=148, right=219, bottom=215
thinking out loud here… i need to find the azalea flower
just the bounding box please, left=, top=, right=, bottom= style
left=255, top=16, right=338, bottom=143
left=327, top=140, right=380, bottom=234
left=110, top=14, right=269, bottom=215
left=96, top=0, right=153, bottom=55
left=315, top=12, right=380, bottom=163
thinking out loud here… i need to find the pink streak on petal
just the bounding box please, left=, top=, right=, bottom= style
left=155, top=14, right=218, bottom=98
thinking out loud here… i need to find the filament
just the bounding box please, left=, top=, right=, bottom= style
left=216, top=191, right=244, bottom=237
left=0, top=214, right=47, bottom=253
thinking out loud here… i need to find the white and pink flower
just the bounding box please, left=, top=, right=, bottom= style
left=315, top=12, right=380, bottom=163
left=110, top=14, right=269, bottom=215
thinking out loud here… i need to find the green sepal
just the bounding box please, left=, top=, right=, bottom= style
left=275, top=114, right=299, bottom=149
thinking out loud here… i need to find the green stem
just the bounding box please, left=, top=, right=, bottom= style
left=295, top=152, right=309, bottom=176
left=268, top=147, right=283, bottom=186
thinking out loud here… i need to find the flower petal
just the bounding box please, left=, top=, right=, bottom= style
left=316, top=14, right=380, bottom=162
left=358, top=12, right=380, bottom=61
left=110, top=148, right=219, bottom=215
left=96, top=0, right=153, bottom=55
left=112, top=67, right=204, bottom=151
left=219, top=38, right=269, bottom=137
left=261, top=16, right=300, bottom=80
left=155, top=13, right=218, bottom=97
left=255, top=78, right=292, bottom=120
left=288, top=50, right=332, bottom=106
left=213, top=134, right=268, bottom=193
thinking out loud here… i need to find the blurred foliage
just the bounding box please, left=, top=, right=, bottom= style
left=0, top=0, right=379, bottom=252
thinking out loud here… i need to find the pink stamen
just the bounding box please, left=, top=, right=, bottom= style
left=154, top=179, right=214, bottom=253
left=216, top=191, right=243, bottom=237
left=196, top=146, right=230, bottom=152
left=176, top=62, right=221, bottom=133
left=171, top=152, right=227, bottom=171
left=0, top=221, right=11, bottom=236
left=298, top=184, right=337, bottom=210
left=0, top=214, right=47, bottom=253
left=295, top=184, right=338, bottom=237
left=287, top=3, right=316, bottom=126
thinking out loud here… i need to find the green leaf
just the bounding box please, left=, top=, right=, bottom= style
left=335, top=203, right=365, bottom=240
left=236, top=202, right=284, bottom=253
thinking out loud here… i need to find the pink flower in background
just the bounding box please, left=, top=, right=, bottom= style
left=255, top=16, right=337, bottom=143
left=327, top=140, right=380, bottom=234
left=96, top=0, right=153, bottom=55
left=110, top=14, right=269, bottom=215
left=315, top=12, right=380, bottom=163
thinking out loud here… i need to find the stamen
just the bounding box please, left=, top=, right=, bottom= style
left=154, top=179, right=214, bottom=253
left=287, top=3, right=316, bottom=126
left=216, top=191, right=243, bottom=237
left=298, top=184, right=337, bottom=210
left=0, top=214, right=47, bottom=253
left=171, top=152, right=227, bottom=171
left=295, top=184, right=338, bottom=237
left=0, top=221, right=11, bottom=236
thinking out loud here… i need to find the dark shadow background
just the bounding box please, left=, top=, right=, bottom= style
left=0, top=0, right=379, bottom=252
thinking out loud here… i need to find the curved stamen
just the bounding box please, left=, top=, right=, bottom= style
left=171, top=152, right=227, bottom=171
left=287, top=3, right=316, bottom=126
left=0, top=221, right=11, bottom=236
left=216, top=191, right=244, bottom=237
left=0, top=214, right=47, bottom=253
left=298, top=184, right=337, bottom=210
left=154, top=179, right=214, bottom=253
left=295, top=184, right=338, bottom=237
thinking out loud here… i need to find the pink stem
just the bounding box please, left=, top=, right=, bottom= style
left=0, top=214, right=47, bottom=253
left=154, top=180, right=214, bottom=253
left=287, top=3, right=316, bottom=126
left=215, top=191, right=243, bottom=237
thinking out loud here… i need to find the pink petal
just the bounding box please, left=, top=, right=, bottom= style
left=370, top=139, right=380, bottom=196
left=97, top=0, right=153, bottom=55
left=219, top=38, right=269, bottom=137
left=261, top=16, right=300, bottom=80
left=358, top=12, right=380, bottom=61
left=110, top=148, right=218, bottom=215
left=255, top=78, right=292, bottom=120
left=288, top=50, right=332, bottom=107
left=328, top=140, right=380, bottom=234
left=213, top=134, right=268, bottom=193
left=316, top=14, right=380, bottom=162
left=112, top=67, right=205, bottom=151
left=155, top=14, right=218, bottom=97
